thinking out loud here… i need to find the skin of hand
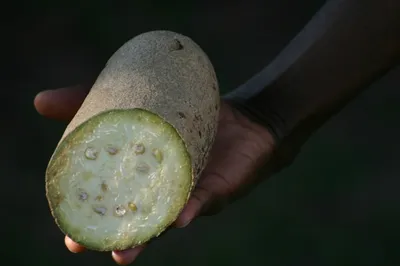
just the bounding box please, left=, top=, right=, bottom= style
left=34, top=84, right=277, bottom=265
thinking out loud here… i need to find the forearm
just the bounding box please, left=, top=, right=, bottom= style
left=225, top=0, right=399, bottom=153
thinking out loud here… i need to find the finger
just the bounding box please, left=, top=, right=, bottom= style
left=64, top=236, right=86, bottom=253
left=112, top=246, right=146, bottom=265
left=175, top=186, right=213, bottom=228
left=34, top=84, right=91, bottom=121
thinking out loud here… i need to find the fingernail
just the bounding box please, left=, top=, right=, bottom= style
left=112, top=247, right=143, bottom=266
left=176, top=219, right=191, bottom=228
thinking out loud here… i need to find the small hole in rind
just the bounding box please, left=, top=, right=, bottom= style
left=170, top=39, right=183, bottom=51
left=178, top=112, right=186, bottom=119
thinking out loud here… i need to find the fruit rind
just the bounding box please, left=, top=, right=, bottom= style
left=46, top=30, right=220, bottom=251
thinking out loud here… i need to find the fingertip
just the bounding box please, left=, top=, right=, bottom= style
left=175, top=199, right=198, bottom=228
left=64, top=236, right=86, bottom=253
left=175, top=186, right=214, bottom=228
left=33, top=84, right=90, bottom=121
left=112, top=246, right=145, bottom=265
left=33, top=90, right=54, bottom=116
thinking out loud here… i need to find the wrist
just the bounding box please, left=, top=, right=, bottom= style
left=225, top=99, right=302, bottom=173
left=225, top=98, right=286, bottom=145
left=222, top=100, right=276, bottom=153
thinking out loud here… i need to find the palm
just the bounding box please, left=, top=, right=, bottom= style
left=34, top=87, right=275, bottom=265
left=181, top=102, right=274, bottom=218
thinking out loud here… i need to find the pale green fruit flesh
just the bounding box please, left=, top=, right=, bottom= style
left=46, top=109, right=192, bottom=251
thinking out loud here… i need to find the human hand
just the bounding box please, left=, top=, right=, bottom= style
left=34, top=83, right=277, bottom=265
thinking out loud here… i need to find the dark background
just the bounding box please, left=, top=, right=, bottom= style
left=4, top=0, right=400, bottom=265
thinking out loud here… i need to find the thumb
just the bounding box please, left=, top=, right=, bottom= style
left=175, top=186, right=214, bottom=228
left=34, top=83, right=91, bottom=121
left=175, top=180, right=230, bottom=228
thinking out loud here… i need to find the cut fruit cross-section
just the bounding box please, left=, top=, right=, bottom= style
left=46, top=109, right=192, bottom=251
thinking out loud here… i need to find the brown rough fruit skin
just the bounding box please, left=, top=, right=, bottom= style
left=59, top=30, right=220, bottom=185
